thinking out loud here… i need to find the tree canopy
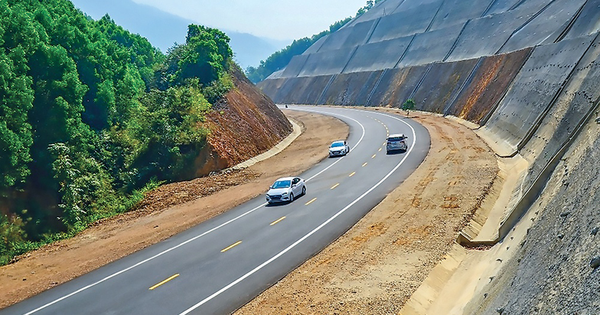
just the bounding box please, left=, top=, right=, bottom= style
left=0, top=0, right=234, bottom=264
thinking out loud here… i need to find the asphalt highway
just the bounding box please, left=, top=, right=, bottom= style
left=2, top=106, right=430, bottom=315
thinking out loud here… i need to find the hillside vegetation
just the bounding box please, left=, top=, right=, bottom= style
left=0, top=0, right=237, bottom=264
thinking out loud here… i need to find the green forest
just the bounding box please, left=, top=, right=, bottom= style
left=0, top=0, right=234, bottom=264
left=245, top=0, right=384, bottom=83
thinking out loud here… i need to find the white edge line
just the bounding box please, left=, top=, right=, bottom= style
left=179, top=109, right=417, bottom=314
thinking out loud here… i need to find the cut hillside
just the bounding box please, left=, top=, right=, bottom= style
left=257, top=0, right=600, bottom=313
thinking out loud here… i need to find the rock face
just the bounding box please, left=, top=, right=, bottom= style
left=258, top=0, right=600, bottom=313
left=193, top=67, right=292, bottom=178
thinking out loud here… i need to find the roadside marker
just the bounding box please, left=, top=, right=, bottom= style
left=221, top=241, right=242, bottom=253
left=149, top=274, right=179, bottom=290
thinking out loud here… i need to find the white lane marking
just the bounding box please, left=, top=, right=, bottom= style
left=23, top=107, right=367, bottom=314
left=180, top=108, right=418, bottom=314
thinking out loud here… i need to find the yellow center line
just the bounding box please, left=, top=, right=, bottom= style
left=270, top=216, right=286, bottom=226
left=362, top=162, right=368, bottom=167
left=221, top=241, right=242, bottom=253
left=349, top=171, right=356, bottom=177
left=372, top=154, right=377, bottom=159
left=149, top=274, right=179, bottom=290
left=379, top=148, right=382, bottom=152
left=305, top=197, right=317, bottom=205
left=331, top=183, right=340, bottom=190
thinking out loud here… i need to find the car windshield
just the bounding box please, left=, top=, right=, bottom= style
left=331, top=142, right=344, bottom=148
left=388, top=136, right=404, bottom=141
left=271, top=180, right=291, bottom=189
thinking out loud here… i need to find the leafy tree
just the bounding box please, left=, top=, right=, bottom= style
left=402, top=99, right=415, bottom=116
left=0, top=0, right=234, bottom=264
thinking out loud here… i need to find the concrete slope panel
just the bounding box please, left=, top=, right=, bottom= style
left=367, top=66, right=429, bottom=107
left=298, top=75, right=336, bottom=104
left=257, top=78, right=287, bottom=103
left=281, top=54, right=309, bottom=78
left=298, top=48, right=356, bottom=77
left=303, top=36, right=327, bottom=55
left=446, top=8, right=538, bottom=62
left=271, top=76, right=332, bottom=104
left=521, top=34, right=600, bottom=189
left=428, top=0, right=495, bottom=31
left=368, top=3, right=439, bottom=43
left=447, top=48, right=532, bottom=124
left=321, top=71, right=383, bottom=105
left=318, top=20, right=376, bottom=52
left=343, top=36, right=412, bottom=73
left=564, top=0, right=600, bottom=39
left=499, top=0, right=587, bottom=54
left=411, top=59, right=480, bottom=113
left=485, top=0, right=523, bottom=15
left=398, top=23, right=466, bottom=67
left=483, top=36, right=594, bottom=154
left=346, top=0, right=405, bottom=27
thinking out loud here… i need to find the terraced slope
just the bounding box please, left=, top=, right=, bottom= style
left=258, top=0, right=600, bottom=313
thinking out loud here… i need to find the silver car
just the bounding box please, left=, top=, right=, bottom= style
left=386, top=134, right=408, bottom=153
left=329, top=140, right=350, bottom=157
left=266, top=177, right=306, bottom=204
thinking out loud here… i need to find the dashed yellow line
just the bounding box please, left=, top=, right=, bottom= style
left=379, top=147, right=382, bottom=152
left=305, top=197, right=317, bottom=205
left=331, top=183, right=340, bottom=190
left=372, top=154, right=377, bottom=159
left=149, top=274, right=179, bottom=290
left=221, top=241, right=242, bottom=253
left=362, top=162, right=368, bottom=167
left=270, top=216, right=286, bottom=226
left=349, top=172, right=356, bottom=177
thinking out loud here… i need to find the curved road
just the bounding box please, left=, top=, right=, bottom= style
left=2, top=106, right=430, bottom=315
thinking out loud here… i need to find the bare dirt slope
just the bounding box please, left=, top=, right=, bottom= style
left=0, top=108, right=498, bottom=314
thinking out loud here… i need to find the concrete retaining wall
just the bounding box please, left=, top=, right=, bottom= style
left=398, top=22, right=466, bottom=67
left=446, top=48, right=532, bottom=124
left=499, top=0, right=587, bottom=53
left=521, top=33, right=600, bottom=189
left=482, top=35, right=594, bottom=155
left=411, top=59, right=480, bottom=113
left=343, top=36, right=412, bottom=73
left=428, top=0, right=495, bottom=32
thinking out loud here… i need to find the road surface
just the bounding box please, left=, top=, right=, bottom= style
left=2, top=106, right=430, bottom=315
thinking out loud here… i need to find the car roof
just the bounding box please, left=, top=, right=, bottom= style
left=388, top=133, right=405, bottom=138
left=331, top=140, right=345, bottom=144
left=274, top=177, right=295, bottom=181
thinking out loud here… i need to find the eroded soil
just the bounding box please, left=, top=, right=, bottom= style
left=0, top=108, right=498, bottom=315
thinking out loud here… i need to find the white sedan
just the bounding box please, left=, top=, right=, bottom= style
left=329, top=140, right=350, bottom=157
left=266, top=177, right=306, bottom=204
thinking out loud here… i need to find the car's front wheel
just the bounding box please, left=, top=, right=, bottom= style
left=289, top=193, right=294, bottom=202
left=302, top=186, right=306, bottom=196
